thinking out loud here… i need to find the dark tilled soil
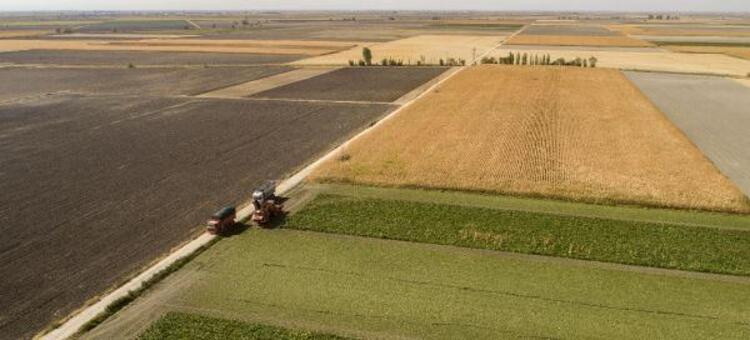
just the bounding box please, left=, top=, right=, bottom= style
left=0, top=50, right=305, bottom=66
left=521, top=25, right=619, bottom=36
left=252, top=67, right=448, bottom=102
left=0, top=66, right=292, bottom=101
left=0, top=94, right=393, bottom=339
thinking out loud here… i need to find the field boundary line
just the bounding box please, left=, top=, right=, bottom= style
left=39, top=63, right=467, bottom=340
left=197, top=67, right=340, bottom=99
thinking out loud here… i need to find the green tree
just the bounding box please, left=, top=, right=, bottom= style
left=362, top=47, right=373, bottom=66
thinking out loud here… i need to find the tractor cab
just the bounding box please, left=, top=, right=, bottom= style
left=251, top=181, right=284, bottom=226
left=207, top=206, right=236, bottom=235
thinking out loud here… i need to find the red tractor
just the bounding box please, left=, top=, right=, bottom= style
left=251, top=181, right=284, bottom=226
left=206, top=206, right=236, bottom=235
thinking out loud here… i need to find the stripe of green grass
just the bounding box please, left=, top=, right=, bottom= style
left=284, top=194, right=750, bottom=276
left=139, top=312, right=348, bottom=340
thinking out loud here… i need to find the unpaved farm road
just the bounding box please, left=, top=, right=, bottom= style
left=626, top=71, right=750, bottom=198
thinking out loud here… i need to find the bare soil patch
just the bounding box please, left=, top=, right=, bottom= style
left=625, top=71, right=750, bottom=199
left=0, top=39, right=354, bottom=55
left=252, top=67, right=448, bottom=103
left=0, top=49, right=304, bottom=66
left=312, top=66, right=750, bottom=213
left=0, top=95, right=392, bottom=340
left=0, top=66, right=291, bottom=100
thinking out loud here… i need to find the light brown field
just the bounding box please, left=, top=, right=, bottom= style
left=0, top=30, right=50, bottom=38
left=506, top=35, right=653, bottom=47
left=665, top=45, right=750, bottom=60
left=0, top=38, right=357, bottom=55
left=494, top=48, right=750, bottom=77
left=293, top=35, right=504, bottom=65
left=312, top=66, right=750, bottom=213
left=612, top=25, right=750, bottom=37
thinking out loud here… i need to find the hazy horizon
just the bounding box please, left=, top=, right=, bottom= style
left=1, top=1, right=748, bottom=13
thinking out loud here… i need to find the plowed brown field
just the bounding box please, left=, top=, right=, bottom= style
left=312, top=66, right=750, bottom=213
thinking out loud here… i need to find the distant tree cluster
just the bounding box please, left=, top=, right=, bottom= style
left=481, top=52, right=598, bottom=68
left=348, top=48, right=466, bottom=67
left=648, top=14, right=680, bottom=20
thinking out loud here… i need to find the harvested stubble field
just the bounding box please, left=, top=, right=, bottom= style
left=636, top=35, right=750, bottom=45
left=0, top=38, right=355, bottom=55
left=252, top=67, right=448, bottom=102
left=506, top=34, right=654, bottom=47
left=292, top=35, right=504, bottom=66
left=0, top=92, right=392, bottom=339
left=77, top=19, right=193, bottom=32
left=494, top=47, right=750, bottom=77
left=522, top=24, right=618, bottom=36
left=312, top=66, right=750, bottom=213
left=0, top=49, right=304, bottom=66
left=626, top=72, right=750, bottom=199
left=0, top=66, right=292, bottom=101
left=664, top=45, right=750, bottom=60
left=613, top=25, right=750, bottom=37
left=84, top=230, right=750, bottom=340
left=0, top=30, right=51, bottom=38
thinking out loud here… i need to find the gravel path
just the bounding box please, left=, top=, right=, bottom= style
left=626, top=71, right=750, bottom=199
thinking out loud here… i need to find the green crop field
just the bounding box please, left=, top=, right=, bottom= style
left=89, top=229, right=750, bottom=340
left=139, top=312, right=348, bottom=340
left=284, top=185, right=750, bottom=276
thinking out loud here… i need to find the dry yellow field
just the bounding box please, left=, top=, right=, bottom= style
left=506, top=35, right=653, bottom=47
left=494, top=48, right=750, bottom=77
left=0, top=38, right=357, bottom=55
left=665, top=45, right=750, bottom=60
left=293, top=35, right=504, bottom=65
left=312, top=66, right=750, bottom=213
left=612, top=25, right=750, bottom=37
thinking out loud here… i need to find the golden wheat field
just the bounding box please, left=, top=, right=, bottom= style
left=665, top=45, right=750, bottom=60
left=494, top=48, right=750, bottom=77
left=293, top=35, right=504, bottom=65
left=0, top=38, right=355, bottom=55
left=506, top=35, right=654, bottom=47
left=312, top=65, right=750, bottom=213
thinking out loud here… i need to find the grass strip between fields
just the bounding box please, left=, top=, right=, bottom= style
left=139, top=312, right=348, bottom=340
left=284, top=193, right=750, bottom=276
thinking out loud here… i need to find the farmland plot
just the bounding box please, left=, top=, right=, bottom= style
left=85, top=230, right=750, bottom=340
left=625, top=72, right=750, bottom=199
left=506, top=35, right=654, bottom=47
left=522, top=24, right=618, bottom=36
left=0, top=95, right=392, bottom=339
left=0, top=66, right=291, bottom=101
left=664, top=45, right=750, bottom=60
left=312, top=66, right=750, bottom=213
left=0, top=50, right=304, bottom=66
left=77, top=20, right=193, bottom=32
left=493, top=47, right=750, bottom=77
left=0, top=39, right=354, bottom=55
left=293, top=35, right=504, bottom=66
left=251, top=67, right=449, bottom=102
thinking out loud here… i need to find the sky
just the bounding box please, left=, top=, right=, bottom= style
left=1, top=1, right=748, bottom=12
